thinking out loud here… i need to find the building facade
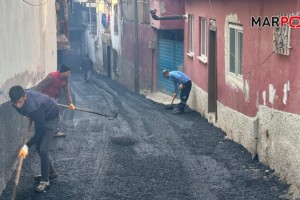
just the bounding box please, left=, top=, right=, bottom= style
left=102, top=0, right=185, bottom=92
left=150, top=0, right=185, bottom=94
left=184, top=0, right=300, bottom=197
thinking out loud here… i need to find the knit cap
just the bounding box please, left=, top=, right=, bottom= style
left=59, top=64, right=70, bottom=73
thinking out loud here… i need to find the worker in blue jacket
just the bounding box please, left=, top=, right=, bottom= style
left=9, top=85, right=59, bottom=193
left=162, top=69, right=192, bottom=114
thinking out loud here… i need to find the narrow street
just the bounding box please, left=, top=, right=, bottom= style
left=1, top=73, right=288, bottom=200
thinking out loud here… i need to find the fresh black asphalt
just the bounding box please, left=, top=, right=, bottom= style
left=0, top=73, right=289, bottom=200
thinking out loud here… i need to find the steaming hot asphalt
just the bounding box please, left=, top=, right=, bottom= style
left=0, top=73, right=288, bottom=200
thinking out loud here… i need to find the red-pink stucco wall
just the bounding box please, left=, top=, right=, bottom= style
left=185, top=0, right=300, bottom=116
left=121, top=21, right=157, bottom=90
left=150, top=0, right=184, bottom=30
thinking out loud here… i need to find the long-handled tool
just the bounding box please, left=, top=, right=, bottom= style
left=165, top=88, right=180, bottom=110
left=57, top=104, right=118, bottom=120
left=12, top=118, right=32, bottom=200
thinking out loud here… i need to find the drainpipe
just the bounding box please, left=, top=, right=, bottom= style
left=150, top=9, right=187, bottom=20
left=134, top=0, right=140, bottom=92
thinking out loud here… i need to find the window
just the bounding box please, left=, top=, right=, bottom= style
left=114, top=4, right=118, bottom=35
left=187, top=15, right=194, bottom=57
left=229, top=24, right=243, bottom=76
left=197, top=17, right=207, bottom=63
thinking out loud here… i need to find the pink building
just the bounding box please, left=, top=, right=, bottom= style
left=184, top=0, right=300, bottom=197
left=150, top=0, right=185, bottom=94
left=117, top=0, right=185, bottom=92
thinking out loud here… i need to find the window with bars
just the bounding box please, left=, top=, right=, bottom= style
left=229, top=24, right=243, bottom=76
left=273, top=13, right=291, bottom=56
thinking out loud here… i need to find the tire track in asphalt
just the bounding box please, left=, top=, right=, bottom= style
left=90, top=77, right=287, bottom=199
left=91, top=78, right=224, bottom=199
left=0, top=73, right=289, bottom=200
left=66, top=79, right=116, bottom=199
left=89, top=77, right=199, bottom=199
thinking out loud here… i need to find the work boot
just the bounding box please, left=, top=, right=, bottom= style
left=34, top=180, right=50, bottom=193
left=34, top=172, right=58, bottom=182
left=54, top=131, right=66, bottom=137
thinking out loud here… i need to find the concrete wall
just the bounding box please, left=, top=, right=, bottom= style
left=114, top=21, right=156, bottom=91
left=0, top=0, right=57, bottom=194
left=110, top=5, right=121, bottom=56
left=95, top=11, right=106, bottom=74
left=0, top=102, right=28, bottom=195
left=0, top=1, right=57, bottom=102
left=257, top=106, right=300, bottom=198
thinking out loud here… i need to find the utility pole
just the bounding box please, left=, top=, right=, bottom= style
left=134, top=0, right=140, bottom=92
left=89, top=2, right=92, bottom=33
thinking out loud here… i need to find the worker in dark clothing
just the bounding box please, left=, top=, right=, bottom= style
left=162, top=69, right=192, bottom=114
left=35, top=64, right=75, bottom=137
left=80, top=54, right=94, bottom=82
left=9, top=85, right=59, bottom=193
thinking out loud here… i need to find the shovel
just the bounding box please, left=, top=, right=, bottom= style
left=57, top=104, right=118, bottom=120
left=165, top=89, right=180, bottom=110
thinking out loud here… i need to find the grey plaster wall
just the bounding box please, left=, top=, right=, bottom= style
left=113, top=56, right=135, bottom=90
left=0, top=0, right=56, bottom=194
left=0, top=102, right=28, bottom=194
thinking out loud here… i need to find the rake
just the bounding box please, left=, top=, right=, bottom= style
left=57, top=104, right=118, bottom=120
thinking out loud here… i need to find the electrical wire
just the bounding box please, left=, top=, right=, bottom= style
left=84, top=0, right=148, bottom=5
left=242, top=49, right=275, bottom=68
left=229, top=44, right=285, bottom=71
left=22, top=0, right=48, bottom=6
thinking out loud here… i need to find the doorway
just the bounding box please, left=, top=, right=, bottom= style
left=208, top=20, right=217, bottom=120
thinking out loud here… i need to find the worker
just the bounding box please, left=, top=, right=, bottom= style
left=35, top=64, right=75, bottom=137
left=9, top=85, right=59, bottom=193
left=80, top=54, right=94, bottom=82
left=162, top=69, right=192, bottom=114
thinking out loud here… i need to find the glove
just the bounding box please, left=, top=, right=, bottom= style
left=18, top=145, right=28, bottom=159
left=69, top=103, right=75, bottom=110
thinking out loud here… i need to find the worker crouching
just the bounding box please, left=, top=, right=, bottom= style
left=9, top=85, right=59, bottom=193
